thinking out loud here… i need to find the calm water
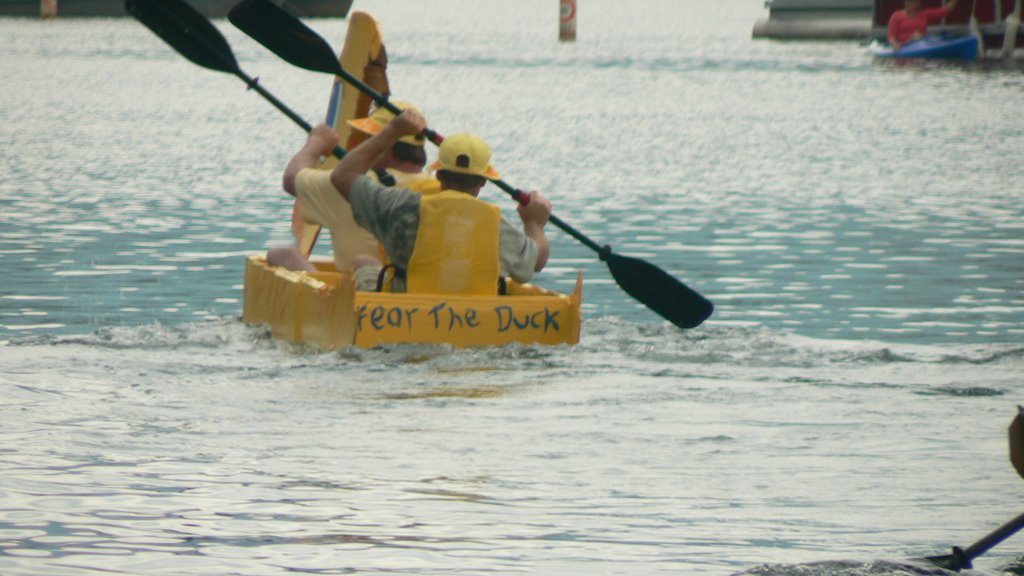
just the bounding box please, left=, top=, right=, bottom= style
left=2, top=0, right=1023, bottom=574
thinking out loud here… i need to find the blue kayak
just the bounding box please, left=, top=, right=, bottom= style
left=871, top=35, right=979, bottom=60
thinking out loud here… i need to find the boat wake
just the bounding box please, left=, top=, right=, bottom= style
left=736, top=559, right=959, bottom=575
left=3, top=317, right=1022, bottom=387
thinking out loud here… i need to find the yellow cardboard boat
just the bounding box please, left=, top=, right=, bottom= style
left=243, top=256, right=582, bottom=349
left=242, top=13, right=581, bottom=349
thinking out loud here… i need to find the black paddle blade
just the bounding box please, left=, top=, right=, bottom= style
left=605, top=252, right=713, bottom=329
left=126, top=0, right=239, bottom=74
left=923, top=510, right=1024, bottom=573
left=229, top=0, right=343, bottom=76
left=925, top=547, right=970, bottom=572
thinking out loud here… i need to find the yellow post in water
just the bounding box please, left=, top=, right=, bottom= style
left=560, top=0, right=576, bottom=42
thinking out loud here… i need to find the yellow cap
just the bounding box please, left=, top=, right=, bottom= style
left=346, top=100, right=427, bottom=147
left=428, top=133, right=500, bottom=179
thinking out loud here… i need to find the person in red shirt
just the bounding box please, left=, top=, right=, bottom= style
left=887, top=0, right=961, bottom=50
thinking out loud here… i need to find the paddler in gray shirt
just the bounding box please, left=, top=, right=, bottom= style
left=322, top=108, right=552, bottom=294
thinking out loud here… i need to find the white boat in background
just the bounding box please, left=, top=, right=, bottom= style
left=753, top=0, right=874, bottom=39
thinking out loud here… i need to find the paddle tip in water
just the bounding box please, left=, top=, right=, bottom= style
left=604, top=251, right=713, bottom=330
left=924, top=547, right=970, bottom=572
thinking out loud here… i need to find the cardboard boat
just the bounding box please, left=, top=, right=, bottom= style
left=242, top=13, right=582, bottom=349
left=243, top=256, right=582, bottom=349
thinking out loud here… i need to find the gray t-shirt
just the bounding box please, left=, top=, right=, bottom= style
left=348, top=175, right=539, bottom=292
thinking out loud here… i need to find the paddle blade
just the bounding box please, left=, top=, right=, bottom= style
left=126, top=0, right=239, bottom=74
left=925, top=547, right=970, bottom=572
left=605, top=252, right=713, bottom=329
left=925, top=510, right=1024, bottom=573
left=229, top=0, right=343, bottom=76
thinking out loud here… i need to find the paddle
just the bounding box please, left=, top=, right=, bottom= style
left=228, top=0, right=714, bottom=330
left=925, top=510, right=1024, bottom=571
left=124, top=0, right=394, bottom=186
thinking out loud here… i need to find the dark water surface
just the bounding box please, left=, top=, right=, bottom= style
left=1, top=0, right=1023, bottom=574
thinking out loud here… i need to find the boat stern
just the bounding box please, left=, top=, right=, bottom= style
left=242, top=256, right=357, bottom=350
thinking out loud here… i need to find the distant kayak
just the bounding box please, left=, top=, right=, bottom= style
left=870, top=35, right=979, bottom=60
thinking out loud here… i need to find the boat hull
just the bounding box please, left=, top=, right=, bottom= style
left=871, top=35, right=979, bottom=59
left=242, top=257, right=583, bottom=350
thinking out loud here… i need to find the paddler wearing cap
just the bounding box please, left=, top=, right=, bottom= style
left=270, top=101, right=440, bottom=277
left=328, top=108, right=552, bottom=295
left=346, top=101, right=439, bottom=193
